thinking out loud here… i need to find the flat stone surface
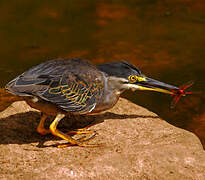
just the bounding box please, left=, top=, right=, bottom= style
left=0, top=98, right=204, bottom=180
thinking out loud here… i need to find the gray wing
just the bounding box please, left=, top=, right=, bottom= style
left=6, top=58, right=104, bottom=113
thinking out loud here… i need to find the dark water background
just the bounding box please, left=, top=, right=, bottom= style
left=0, top=0, right=204, bottom=147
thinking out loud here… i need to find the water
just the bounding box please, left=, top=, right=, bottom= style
left=0, top=0, right=204, bottom=147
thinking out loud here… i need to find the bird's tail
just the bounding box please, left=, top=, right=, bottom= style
left=0, top=88, right=24, bottom=112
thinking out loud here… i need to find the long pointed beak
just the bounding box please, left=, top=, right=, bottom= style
left=134, top=77, right=179, bottom=95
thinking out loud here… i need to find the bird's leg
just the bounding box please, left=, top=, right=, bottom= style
left=37, top=113, right=50, bottom=135
left=67, top=124, right=95, bottom=134
left=49, top=113, right=98, bottom=148
left=58, top=132, right=98, bottom=148
left=67, top=129, right=95, bottom=135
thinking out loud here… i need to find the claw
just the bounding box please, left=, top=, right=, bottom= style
left=77, top=131, right=97, bottom=143
left=57, top=131, right=98, bottom=148
left=57, top=143, right=100, bottom=148
left=67, top=129, right=95, bottom=135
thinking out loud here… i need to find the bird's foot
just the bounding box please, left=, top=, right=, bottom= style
left=67, top=128, right=95, bottom=135
left=57, top=132, right=99, bottom=148
left=57, top=143, right=100, bottom=148
left=50, top=114, right=100, bottom=148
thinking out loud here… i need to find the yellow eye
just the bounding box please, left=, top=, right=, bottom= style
left=128, top=75, right=136, bottom=82
left=129, top=75, right=146, bottom=82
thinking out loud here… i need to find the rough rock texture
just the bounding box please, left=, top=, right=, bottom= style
left=0, top=98, right=204, bottom=180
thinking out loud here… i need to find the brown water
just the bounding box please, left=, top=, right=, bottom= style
left=0, top=0, right=204, bottom=147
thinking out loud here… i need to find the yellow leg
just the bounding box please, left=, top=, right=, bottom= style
left=67, top=120, right=95, bottom=134
left=67, top=129, right=94, bottom=135
left=49, top=113, right=98, bottom=148
left=58, top=132, right=98, bottom=148
left=37, top=114, right=50, bottom=135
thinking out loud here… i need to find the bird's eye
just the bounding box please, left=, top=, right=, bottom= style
left=129, top=75, right=146, bottom=83
left=128, top=75, right=137, bottom=83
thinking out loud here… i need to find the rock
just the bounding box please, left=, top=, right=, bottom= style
left=0, top=98, right=204, bottom=179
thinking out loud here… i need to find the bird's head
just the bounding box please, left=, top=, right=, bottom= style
left=97, top=60, right=179, bottom=95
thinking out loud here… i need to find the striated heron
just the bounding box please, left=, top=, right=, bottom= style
left=6, top=58, right=182, bottom=147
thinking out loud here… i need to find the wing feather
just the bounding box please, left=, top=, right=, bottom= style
left=6, top=58, right=104, bottom=113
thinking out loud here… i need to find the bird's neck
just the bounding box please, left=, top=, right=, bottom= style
left=92, top=76, right=123, bottom=113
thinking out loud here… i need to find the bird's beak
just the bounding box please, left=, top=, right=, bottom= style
left=131, top=77, right=179, bottom=95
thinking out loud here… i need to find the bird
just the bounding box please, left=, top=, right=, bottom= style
left=5, top=58, right=180, bottom=147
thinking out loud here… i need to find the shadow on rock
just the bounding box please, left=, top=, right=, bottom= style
left=0, top=111, right=158, bottom=147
